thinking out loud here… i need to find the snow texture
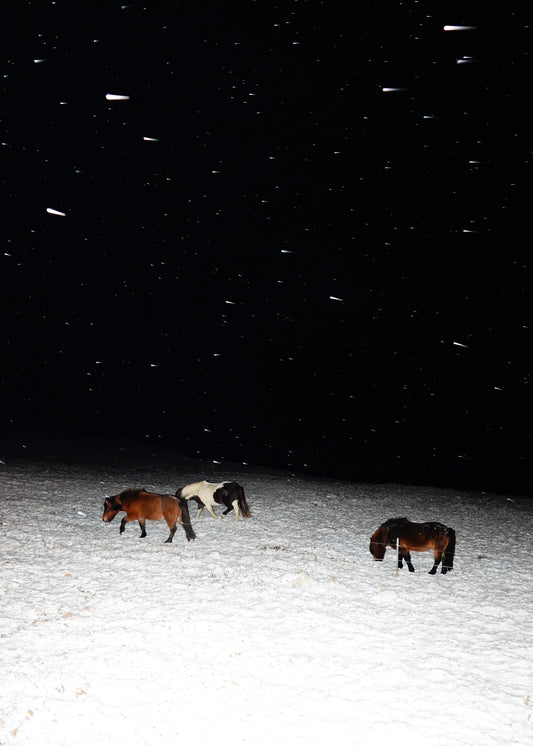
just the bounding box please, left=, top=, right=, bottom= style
left=1, top=441, right=532, bottom=745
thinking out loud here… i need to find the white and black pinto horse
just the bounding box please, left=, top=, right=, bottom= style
left=175, top=481, right=251, bottom=521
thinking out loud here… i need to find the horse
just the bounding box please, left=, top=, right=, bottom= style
left=369, top=517, right=455, bottom=574
left=175, top=480, right=251, bottom=521
left=102, top=488, right=196, bottom=543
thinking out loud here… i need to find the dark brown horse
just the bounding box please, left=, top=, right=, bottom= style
left=102, top=489, right=196, bottom=543
left=369, top=517, right=455, bottom=574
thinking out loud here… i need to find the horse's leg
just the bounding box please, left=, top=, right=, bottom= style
left=439, top=537, right=452, bottom=573
left=222, top=499, right=239, bottom=521
left=120, top=516, right=137, bottom=535
left=165, top=522, right=177, bottom=543
left=403, top=550, right=415, bottom=572
left=119, top=516, right=139, bottom=536
left=436, top=548, right=449, bottom=574
left=441, top=529, right=455, bottom=573
left=138, top=518, right=147, bottom=538
left=191, top=497, right=205, bottom=519
left=429, top=548, right=443, bottom=574
left=193, top=497, right=216, bottom=519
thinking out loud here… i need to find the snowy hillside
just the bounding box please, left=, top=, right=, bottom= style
left=1, top=442, right=532, bottom=745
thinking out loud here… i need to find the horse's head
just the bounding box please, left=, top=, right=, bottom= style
left=369, top=524, right=388, bottom=560
left=102, top=496, right=122, bottom=522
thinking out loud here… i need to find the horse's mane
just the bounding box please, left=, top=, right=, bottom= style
left=377, top=516, right=410, bottom=537
left=119, top=487, right=148, bottom=499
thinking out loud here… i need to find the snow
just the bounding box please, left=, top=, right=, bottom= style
left=443, top=25, right=477, bottom=32
left=1, top=439, right=532, bottom=745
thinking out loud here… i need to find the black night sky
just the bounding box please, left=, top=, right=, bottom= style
left=2, top=2, right=530, bottom=495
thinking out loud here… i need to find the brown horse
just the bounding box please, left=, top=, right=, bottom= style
left=102, top=488, right=196, bottom=543
left=369, top=517, right=455, bottom=574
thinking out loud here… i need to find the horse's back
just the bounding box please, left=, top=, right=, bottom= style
left=185, top=480, right=209, bottom=490
left=391, top=518, right=452, bottom=550
left=120, top=490, right=167, bottom=520
left=182, top=480, right=210, bottom=497
left=184, top=480, right=225, bottom=499
left=431, top=521, right=451, bottom=532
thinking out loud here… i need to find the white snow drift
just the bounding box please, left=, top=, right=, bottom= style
left=1, top=440, right=532, bottom=745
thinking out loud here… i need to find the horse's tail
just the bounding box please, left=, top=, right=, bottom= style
left=178, top=496, right=196, bottom=541
left=443, top=527, right=456, bottom=570
left=237, top=484, right=251, bottom=518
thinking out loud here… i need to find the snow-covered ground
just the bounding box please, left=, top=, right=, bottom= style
left=1, top=439, right=532, bottom=745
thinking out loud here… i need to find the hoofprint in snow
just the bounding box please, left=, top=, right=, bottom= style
left=1, top=446, right=532, bottom=746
